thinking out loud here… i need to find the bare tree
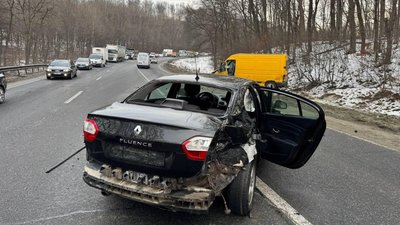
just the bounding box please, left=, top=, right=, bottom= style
left=348, top=0, right=357, bottom=53
left=355, top=0, right=366, bottom=53
left=383, top=0, right=398, bottom=64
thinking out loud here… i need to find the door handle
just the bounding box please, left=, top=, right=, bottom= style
left=272, top=128, right=280, bottom=134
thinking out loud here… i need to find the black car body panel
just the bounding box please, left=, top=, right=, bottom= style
left=86, top=102, right=221, bottom=177
left=83, top=74, right=326, bottom=214
left=0, top=73, right=7, bottom=103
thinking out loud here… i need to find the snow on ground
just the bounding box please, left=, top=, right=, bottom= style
left=171, top=56, right=214, bottom=74
left=288, top=42, right=400, bottom=117
left=171, top=46, right=400, bottom=117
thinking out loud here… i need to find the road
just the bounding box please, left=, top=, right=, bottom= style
left=0, top=59, right=399, bottom=225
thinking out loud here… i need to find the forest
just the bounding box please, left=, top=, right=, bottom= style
left=0, top=0, right=399, bottom=69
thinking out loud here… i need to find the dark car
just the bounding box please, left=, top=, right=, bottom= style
left=46, top=60, right=77, bottom=79
left=0, top=72, right=7, bottom=104
left=82, top=75, right=326, bottom=216
left=76, top=58, right=93, bottom=70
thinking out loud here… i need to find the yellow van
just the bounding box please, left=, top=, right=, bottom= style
left=213, top=54, right=288, bottom=88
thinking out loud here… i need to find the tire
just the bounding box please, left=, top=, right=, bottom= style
left=0, top=87, right=5, bottom=104
left=265, top=81, right=277, bottom=89
left=68, top=73, right=72, bottom=79
left=226, top=160, right=256, bottom=216
left=46, top=76, right=51, bottom=80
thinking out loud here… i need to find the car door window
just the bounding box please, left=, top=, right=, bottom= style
left=270, top=92, right=300, bottom=116
left=147, top=83, right=172, bottom=101
left=226, top=60, right=236, bottom=76
left=262, top=92, right=319, bottom=119
left=300, top=101, right=319, bottom=119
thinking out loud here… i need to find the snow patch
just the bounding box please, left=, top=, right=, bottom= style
left=171, top=56, right=214, bottom=74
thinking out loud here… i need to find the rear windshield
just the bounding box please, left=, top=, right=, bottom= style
left=125, top=82, right=232, bottom=116
left=76, top=58, right=89, bottom=62
left=89, top=54, right=102, bottom=59
left=138, top=53, right=148, bottom=60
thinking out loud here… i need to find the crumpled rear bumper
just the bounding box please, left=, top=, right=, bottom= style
left=83, top=162, right=215, bottom=213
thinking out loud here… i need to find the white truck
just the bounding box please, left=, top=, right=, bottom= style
left=162, top=49, right=173, bottom=57
left=89, top=47, right=108, bottom=67
left=106, top=44, right=126, bottom=62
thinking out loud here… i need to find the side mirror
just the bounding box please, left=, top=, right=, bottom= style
left=273, top=100, right=288, bottom=109
left=223, top=125, right=247, bottom=145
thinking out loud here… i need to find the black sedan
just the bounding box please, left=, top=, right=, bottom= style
left=46, top=60, right=77, bottom=79
left=76, top=58, right=93, bottom=70
left=82, top=74, right=326, bottom=216
left=0, top=72, right=6, bottom=104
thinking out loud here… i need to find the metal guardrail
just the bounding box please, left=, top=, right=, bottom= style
left=0, top=64, right=48, bottom=76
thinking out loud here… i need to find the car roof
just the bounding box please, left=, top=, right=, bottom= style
left=155, top=74, right=254, bottom=90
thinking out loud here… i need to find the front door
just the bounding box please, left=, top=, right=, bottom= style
left=257, top=87, right=326, bottom=169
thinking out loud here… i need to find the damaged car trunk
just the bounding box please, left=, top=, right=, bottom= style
left=82, top=74, right=326, bottom=215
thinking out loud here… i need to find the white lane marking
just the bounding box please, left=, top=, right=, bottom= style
left=9, top=209, right=109, bottom=225
left=327, top=127, right=399, bottom=152
left=256, top=177, right=313, bottom=225
left=137, top=68, right=150, bottom=81
left=106, top=69, right=110, bottom=72
left=96, top=76, right=102, bottom=81
left=64, top=91, right=83, bottom=104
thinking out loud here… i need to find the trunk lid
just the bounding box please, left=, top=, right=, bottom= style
left=86, top=102, right=222, bottom=177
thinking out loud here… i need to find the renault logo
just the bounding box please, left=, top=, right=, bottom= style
left=134, top=125, right=142, bottom=135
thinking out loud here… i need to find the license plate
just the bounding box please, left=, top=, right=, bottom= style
left=107, top=144, right=165, bottom=167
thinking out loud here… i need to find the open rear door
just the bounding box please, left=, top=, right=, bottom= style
left=257, top=87, right=326, bottom=169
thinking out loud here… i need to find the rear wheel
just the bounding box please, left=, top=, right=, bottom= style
left=226, top=160, right=256, bottom=216
left=0, top=87, right=5, bottom=104
left=265, top=81, right=277, bottom=89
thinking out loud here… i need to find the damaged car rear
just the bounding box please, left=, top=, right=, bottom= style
left=82, top=74, right=326, bottom=215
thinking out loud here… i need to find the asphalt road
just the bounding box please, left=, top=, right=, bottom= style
left=0, top=59, right=290, bottom=225
left=0, top=59, right=399, bottom=225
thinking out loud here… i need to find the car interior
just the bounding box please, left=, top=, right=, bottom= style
left=125, top=82, right=232, bottom=116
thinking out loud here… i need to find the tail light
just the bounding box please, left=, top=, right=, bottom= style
left=182, top=136, right=212, bottom=161
left=83, top=119, right=98, bottom=142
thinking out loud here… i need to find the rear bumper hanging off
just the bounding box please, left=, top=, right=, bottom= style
left=83, top=162, right=215, bottom=213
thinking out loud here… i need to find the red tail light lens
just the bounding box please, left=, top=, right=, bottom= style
left=83, top=119, right=98, bottom=142
left=182, top=136, right=212, bottom=161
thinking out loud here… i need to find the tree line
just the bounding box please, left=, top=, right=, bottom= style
left=185, top=0, right=400, bottom=66
left=1, top=0, right=399, bottom=68
left=0, top=0, right=187, bottom=66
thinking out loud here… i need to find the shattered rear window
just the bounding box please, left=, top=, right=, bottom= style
left=125, top=82, right=232, bottom=116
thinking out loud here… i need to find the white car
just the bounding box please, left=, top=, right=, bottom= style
left=89, top=54, right=106, bottom=67
left=137, top=52, right=150, bottom=69
left=150, top=55, right=158, bottom=64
